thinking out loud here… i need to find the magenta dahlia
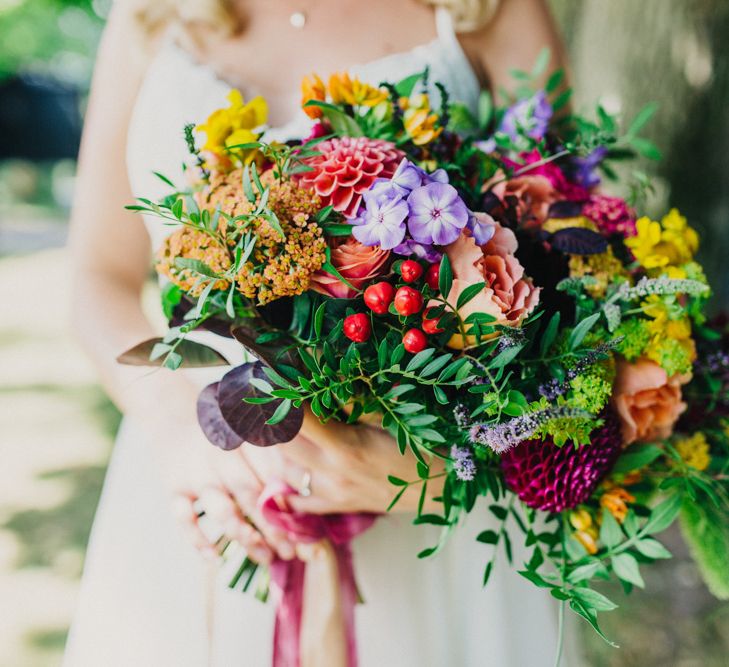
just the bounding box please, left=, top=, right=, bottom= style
left=582, top=195, right=637, bottom=237
left=298, top=137, right=404, bottom=218
left=500, top=411, right=622, bottom=513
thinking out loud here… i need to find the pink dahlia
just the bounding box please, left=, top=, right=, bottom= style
left=582, top=195, right=637, bottom=237
left=298, top=137, right=404, bottom=218
left=501, top=411, right=622, bottom=512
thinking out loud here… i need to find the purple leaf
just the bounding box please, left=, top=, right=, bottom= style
left=550, top=227, right=608, bottom=255
left=197, top=382, right=243, bottom=450
left=548, top=201, right=584, bottom=219
left=216, top=362, right=303, bottom=447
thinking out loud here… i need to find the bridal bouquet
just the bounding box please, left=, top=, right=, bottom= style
left=122, top=55, right=729, bottom=659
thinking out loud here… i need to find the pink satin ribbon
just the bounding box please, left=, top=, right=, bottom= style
left=258, top=481, right=377, bottom=667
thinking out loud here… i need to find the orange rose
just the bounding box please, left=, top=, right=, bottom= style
left=490, top=174, right=558, bottom=228
left=309, top=238, right=389, bottom=299
left=444, top=222, right=540, bottom=327
left=612, top=358, right=691, bottom=445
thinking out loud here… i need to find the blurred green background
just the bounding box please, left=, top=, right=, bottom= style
left=0, top=0, right=727, bottom=665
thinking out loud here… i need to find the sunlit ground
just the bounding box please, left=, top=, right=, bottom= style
left=0, top=211, right=118, bottom=666
left=0, top=212, right=728, bottom=666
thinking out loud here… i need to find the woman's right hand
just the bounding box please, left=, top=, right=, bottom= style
left=172, top=429, right=298, bottom=565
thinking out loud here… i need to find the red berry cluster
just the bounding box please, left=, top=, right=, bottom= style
left=342, top=259, right=443, bottom=354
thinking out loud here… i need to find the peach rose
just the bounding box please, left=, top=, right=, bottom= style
left=444, top=221, right=540, bottom=326
left=309, top=238, right=389, bottom=298
left=490, top=173, right=558, bottom=228
left=612, top=358, right=691, bottom=445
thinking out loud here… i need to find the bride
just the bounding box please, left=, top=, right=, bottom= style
left=65, top=0, right=571, bottom=665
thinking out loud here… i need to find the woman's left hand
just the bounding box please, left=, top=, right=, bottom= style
left=256, top=410, right=446, bottom=515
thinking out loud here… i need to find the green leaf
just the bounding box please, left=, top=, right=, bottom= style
left=242, top=164, right=256, bottom=203
left=634, top=538, right=672, bottom=560
left=160, top=283, right=182, bottom=320
left=303, top=100, right=363, bottom=137
left=487, top=344, right=524, bottom=369
left=313, top=302, right=326, bottom=339
left=679, top=494, right=729, bottom=599
left=406, top=348, right=435, bottom=372
left=518, top=569, right=554, bottom=588
left=174, top=258, right=220, bottom=279
left=612, top=444, right=663, bottom=473
left=569, top=600, right=619, bottom=647
left=572, top=587, right=618, bottom=612
left=531, top=47, right=551, bottom=78
left=611, top=553, right=644, bottom=588
left=567, top=561, right=604, bottom=584
left=438, top=253, right=453, bottom=299
left=477, top=89, right=493, bottom=128
left=387, top=475, right=409, bottom=486
left=644, top=494, right=683, bottom=535
left=421, top=354, right=452, bottom=377
left=171, top=197, right=183, bottom=220
left=629, top=136, right=662, bottom=161
left=395, top=71, right=423, bottom=97
left=456, top=282, right=487, bottom=310
left=599, top=508, right=623, bottom=549
left=552, top=88, right=572, bottom=112
left=545, top=69, right=564, bottom=94
left=568, top=312, right=601, bottom=350
left=116, top=338, right=228, bottom=368
left=266, top=399, right=293, bottom=425
left=627, top=102, right=658, bottom=137
left=153, top=171, right=176, bottom=188
left=540, top=311, right=560, bottom=357
left=476, top=530, right=499, bottom=545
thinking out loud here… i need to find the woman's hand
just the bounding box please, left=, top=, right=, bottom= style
left=174, top=432, right=298, bottom=564
left=257, top=410, right=446, bottom=516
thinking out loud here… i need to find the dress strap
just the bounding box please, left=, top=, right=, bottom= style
left=435, top=6, right=460, bottom=52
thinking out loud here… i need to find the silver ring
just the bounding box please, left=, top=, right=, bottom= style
left=299, top=471, right=312, bottom=497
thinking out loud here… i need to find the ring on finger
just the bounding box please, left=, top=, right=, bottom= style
left=298, top=470, right=313, bottom=498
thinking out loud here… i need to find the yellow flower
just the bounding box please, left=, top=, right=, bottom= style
left=568, top=246, right=628, bottom=298
left=642, top=296, right=696, bottom=370
left=197, top=90, right=267, bottom=164
left=403, top=93, right=442, bottom=146
left=328, top=72, right=388, bottom=107
left=625, top=209, right=698, bottom=270
left=301, top=73, right=326, bottom=119
left=600, top=487, right=635, bottom=523
left=543, top=216, right=597, bottom=233
left=674, top=432, right=711, bottom=471
left=569, top=510, right=598, bottom=554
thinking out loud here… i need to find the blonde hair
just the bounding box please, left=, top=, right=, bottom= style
left=133, top=0, right=500, bottom=37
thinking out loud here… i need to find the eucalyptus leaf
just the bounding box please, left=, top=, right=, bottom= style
left=117, top=338, right=229, bottom=368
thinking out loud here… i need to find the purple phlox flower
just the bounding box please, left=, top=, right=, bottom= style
left=500, top=90, right=553, bottom=142
left=351, top=189, right=408, bottom=250
left=407, top=182, right=469, bottom=246
left=392, top=238, right=443, bottom=263
left=390, top=158, right=449, bottom=194
left=450, top=445, right=476, bottom=482
left=466, top=211, right=497, bottom=245
left=570, top=145, right=608, bottom=189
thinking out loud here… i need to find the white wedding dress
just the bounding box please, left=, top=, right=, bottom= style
left=64, top=10, right=572, bottom=666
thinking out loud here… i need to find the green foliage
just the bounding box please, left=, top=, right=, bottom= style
left=0, top=0, right=104, bottom=80
left=680, top=493, right=729, bottom=600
